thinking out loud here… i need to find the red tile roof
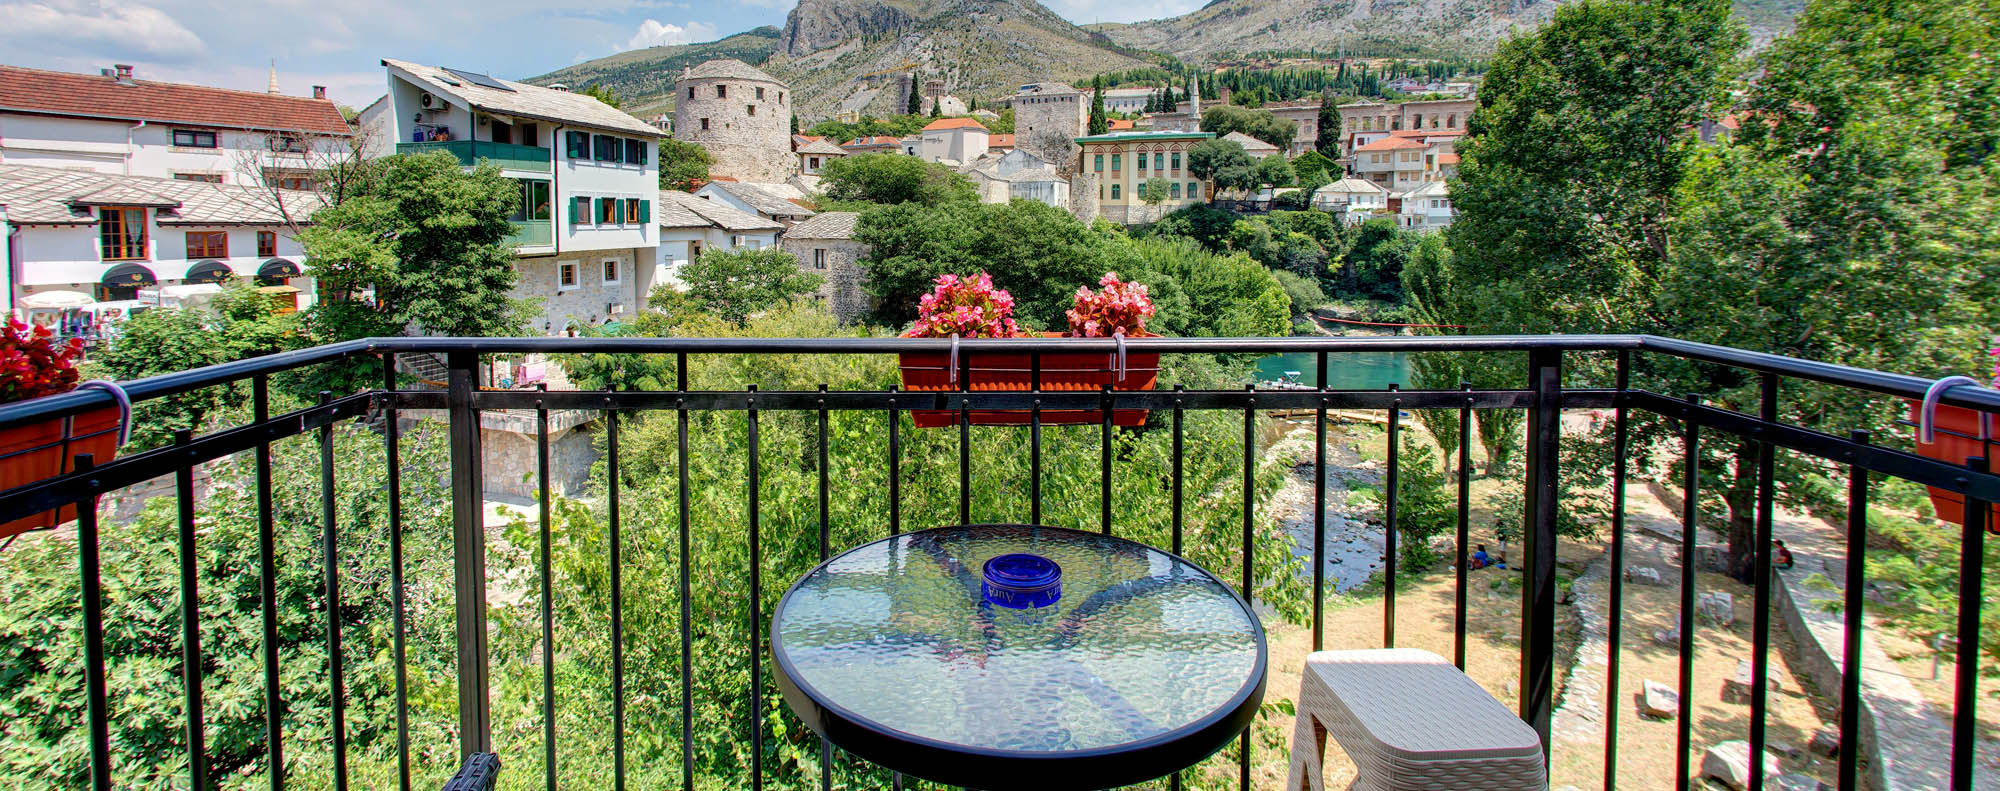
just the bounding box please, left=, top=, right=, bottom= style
left=0, top=65, right=351, bottom=136
left=1436, top=153, right=1461, bottom=165
left=921, top=117, right=989, bottom=132
left=1108, top=119, right=1134, bottom=130
left=988, top=134, right=1016, bottom=148
left=843, top=135, right=901, bottom=147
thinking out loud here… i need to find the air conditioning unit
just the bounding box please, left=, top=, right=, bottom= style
left=419, top=92, right=442, bottom=110
left=608, top=302, right=626, bottom=315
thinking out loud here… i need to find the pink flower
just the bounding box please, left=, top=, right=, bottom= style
left=904, top=271, right=1022, bottom=339
left=1066, top=272, right=1155, bottom=338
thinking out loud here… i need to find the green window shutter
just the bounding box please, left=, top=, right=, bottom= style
left=596, top=197, right=609, bottom=222
left=640, top=199, right=650, bottom=223
left=606, top=136, right=623, bottom=164
left=1094, top=155, right=1103, bottom=172
left=571, top=196, right=586, bottom=224
left=567, top=131, right=588, bottom=159
left=614, top=198, right=626, bottom=222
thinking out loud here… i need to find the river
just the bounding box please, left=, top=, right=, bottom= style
left=1253, top=350, right=1412, bottom=389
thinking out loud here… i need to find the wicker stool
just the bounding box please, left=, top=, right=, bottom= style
left=1287, top=648, right=1544, bottom=791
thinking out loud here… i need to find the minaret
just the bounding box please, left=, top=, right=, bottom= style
left=1189, top=70, right=1201, bottom=124
left=267, top=62, right=279, bottom=94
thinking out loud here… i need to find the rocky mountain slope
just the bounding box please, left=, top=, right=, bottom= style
left=1089, top=0, right=1803, bottom=59
left=525, top=27, right=783, bottom=117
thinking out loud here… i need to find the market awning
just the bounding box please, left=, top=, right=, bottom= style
left=258, top=258, right=302, bottom=279
left=19, top=290, right=96, bottom=309
left=184, top=259, right=234, bottom=284
left=102, top=262, right=158, bottom=289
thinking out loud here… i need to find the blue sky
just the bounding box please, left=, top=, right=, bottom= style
left=0, top=0, right=1205, bottom=109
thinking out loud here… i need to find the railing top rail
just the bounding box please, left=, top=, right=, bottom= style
left=5, top=333, right=1995, bottom=432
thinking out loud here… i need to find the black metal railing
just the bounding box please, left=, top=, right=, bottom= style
left=0, top=334, right=1992, bottom=791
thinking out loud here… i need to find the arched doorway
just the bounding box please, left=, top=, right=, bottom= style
left=185, top=259, right=233, bottom=285
left=99, top=262, right=157, bottom=301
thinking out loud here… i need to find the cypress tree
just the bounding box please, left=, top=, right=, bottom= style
left=906, top=75, right=922, bottom=115
left=1088, top=75, right=1109, bottom=135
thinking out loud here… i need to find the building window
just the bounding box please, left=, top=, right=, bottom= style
left=688, top=87, right=696, bottom=99
left=716, top=85, right=726, bottom=99
left=1110, top=154, right=1120, bottom=171
left=172, top=129, right=218, bottom=148
left=173, top=173, right=223, bottom=183
left=1110, top=184, right=1121, bottom=200
left=573, top=196, right=591, bottom=225
left=1137, top=153, right=1146, bottom=171
left=1154, top=153, right=1164, bottom=170
left=700, top=118, right=710, bottom=131
left=185, top=231, right=228, bottom=259
left=809, top=156, right=820, bottom=168
left=756, top=87, right=765, bottom=100
left=1187, top=181, right=1197, bottom=197
left=747, top=104, right=756, bottom=117
left=624, top=199, right=641, bottom=224
left=779, top=91, right=785, bottom=104
left=257, top=231, right=278, bottom=258
left=594, top=134, right=623, bottom=163
left=98, top=208, right=147, bottom=261
left=599, top=198, right=619, bottom=224
left=603, top=259, right=620, bottom=283
left=810, top=249, right=828, bottom=269
left=566, top=131, right=589, bottom=158
left=625, top=138, right=645, bottom=164
left=1170, top=182, right=1181, bottom=199
left=1171, top=152, right=1181, bottom=170
left=266, top=134, right=305, bottom=153
left=1094, top=154, right=1103, bottom=172
left=559, top=262, right=578, bottom=289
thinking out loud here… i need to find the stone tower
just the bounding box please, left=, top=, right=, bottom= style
left=674, top=59, right=794, bottom=183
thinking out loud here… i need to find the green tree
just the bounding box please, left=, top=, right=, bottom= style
left=678, top=248, right=824, bottom=325
left=1199, top=104, right=1297, bottom=151
left=1107, top=234, right=1293, bottom=338
left=906, top=75, right=922, bottom=115
left=1355, top=434, right=1455, bottom=571
left=657, top=138, right=713, bottom=192
left=1253, top=155, right=1296, bottom=191
left=579, top=83, right=620, bottom=108
left=1291, top=150, right=1335, bottom=190
left=1088, top=76, right=1109, bottom=135
left=1315, top=91, right=1341, bottom=155
left=856, top=200, right=1109, bottom=328
left=1137, top=177, right=1174, bottom=222
left=818, top=154, right=977, bottom=206
left=1187, top=139, right=1253, bottom=198
left=1270, top=270, right=1325, bottom=318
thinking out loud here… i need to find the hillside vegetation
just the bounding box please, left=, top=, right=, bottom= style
left=524, top=27, right=783, bottom=117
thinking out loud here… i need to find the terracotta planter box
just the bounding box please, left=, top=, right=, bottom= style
left=898, top=334, right=1160, bottom=428
left=1907, top=400, right=1999, bottom=533
left=0, top=406, right=122, bottom=539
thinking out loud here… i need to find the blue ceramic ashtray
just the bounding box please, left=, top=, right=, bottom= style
left=982, top=553, right=1062, bottom=609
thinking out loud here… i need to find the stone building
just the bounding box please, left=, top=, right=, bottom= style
left=673, top=59, right=794, bottom=183
left=779, top=212, right=870, bottom=321
left=1011, top=83, right=1086, bottom=168
left=1334, top=99, right=1477, bottom=156
left=1075, top=130, right=1214, bottom=224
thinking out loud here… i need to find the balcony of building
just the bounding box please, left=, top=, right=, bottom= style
left=0, top=335, right=1991, bottom=791
left=396, top=139, right=552, bottom=173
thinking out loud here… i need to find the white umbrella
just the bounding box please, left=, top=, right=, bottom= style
left=20, top=290, right=96, bottom=309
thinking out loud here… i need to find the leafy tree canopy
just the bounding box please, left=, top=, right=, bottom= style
left=818, top=154, right=977, bottom=207
left=1199, top=104, right=1298, bottom=151
left=657, top=139, right=712, bottom=192
left=676, top=248, right=824, bottom=325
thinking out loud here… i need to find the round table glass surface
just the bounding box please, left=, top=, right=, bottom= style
left=772, top=524, right=1264, bottom=767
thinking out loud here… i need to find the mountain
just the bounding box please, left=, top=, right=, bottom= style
left=762, top=0, right=1153, bottom=118
left=529, top=0, right=1151, bottom=122
left=1087, top=0, right=1803, bottom=60
left=525, top=27, right=783, bottom=117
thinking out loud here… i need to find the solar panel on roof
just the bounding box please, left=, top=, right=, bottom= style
left=442, top=68, right=514, bottom=92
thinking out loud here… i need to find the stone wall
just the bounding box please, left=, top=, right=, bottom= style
left=1015, top=92, right=1085, bottom=154
left=514, top=251, right=639, bottom=334
left=673, top=75, right=794, bottom=183
left=783, top=237, right=871, bottom=321
left=1068, top=173, right=1098, bottom=224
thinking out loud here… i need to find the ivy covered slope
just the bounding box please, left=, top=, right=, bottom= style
left=1088, top=0, right=1804, bottom=59
left=523, top=26, right=784, bottom=118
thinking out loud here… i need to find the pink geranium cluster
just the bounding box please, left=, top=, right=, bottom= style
left=0, top=319, right=82, bottom=405
left=905, top=272, right=1022, bottom=339
left=1066, top=272, right=1155, bottom=338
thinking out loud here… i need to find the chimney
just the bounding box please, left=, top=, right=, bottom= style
left=113, top=64, right=135, bottom=85
left=312, top=85, right=327, bottom=100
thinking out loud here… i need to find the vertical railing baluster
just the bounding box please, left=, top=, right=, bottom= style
left=1102, top=386, right=1114, bottom=535
left=1454, top=382, right=1472, bottom=670
left=888, top=387, right=901, bottom=536
left=677, top=356, right=694, bottom=791
left=1951, top=456, right=1988, bottom=790
left=1675, top=395, right=1700, bottom=791
left=1521, top=350, right=1563, bottom=752
left=608, top=400, right=627, bottom=791
left=1603, top=354, right=1629, bottom=791
left=1313, top=353, right=1327, bottom=651
left=318, top=397, right=347, bottom=791
left=176, top=429, right=210, bottom=791
left=1385, top=383, right=1400, bottom=648
left=817, top=385, right=833, bottom=791
left=445, top=351, right=492, bottom=756
left=76, top=453, right=111, bottom=791
left=747, top=385, right=763, bottom=791
left=1239, top=384, right=1255, bottom=791
left=255, top=374, right=286, bottom=791
left=1837, top=430, right=1868, bottom=791
left=1032, top=354, right=1042, bottom=525
left=1749, top=374, right=1778, bottom=791
left=536, top=386, right=555, bottom=791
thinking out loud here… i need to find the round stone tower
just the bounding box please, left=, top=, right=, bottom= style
left=674, top=59, right=794, bottom=183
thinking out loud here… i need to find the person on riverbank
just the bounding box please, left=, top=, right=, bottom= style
left=1471, top=544, right=1492, bottom=569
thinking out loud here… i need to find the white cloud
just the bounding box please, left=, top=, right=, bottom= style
left=621, top=18, right=718, bottom=50
left=0, top=1, right=207, bottom=61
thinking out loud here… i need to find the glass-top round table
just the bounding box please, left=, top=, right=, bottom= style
left=772, top=524, right=1266, bottom=790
